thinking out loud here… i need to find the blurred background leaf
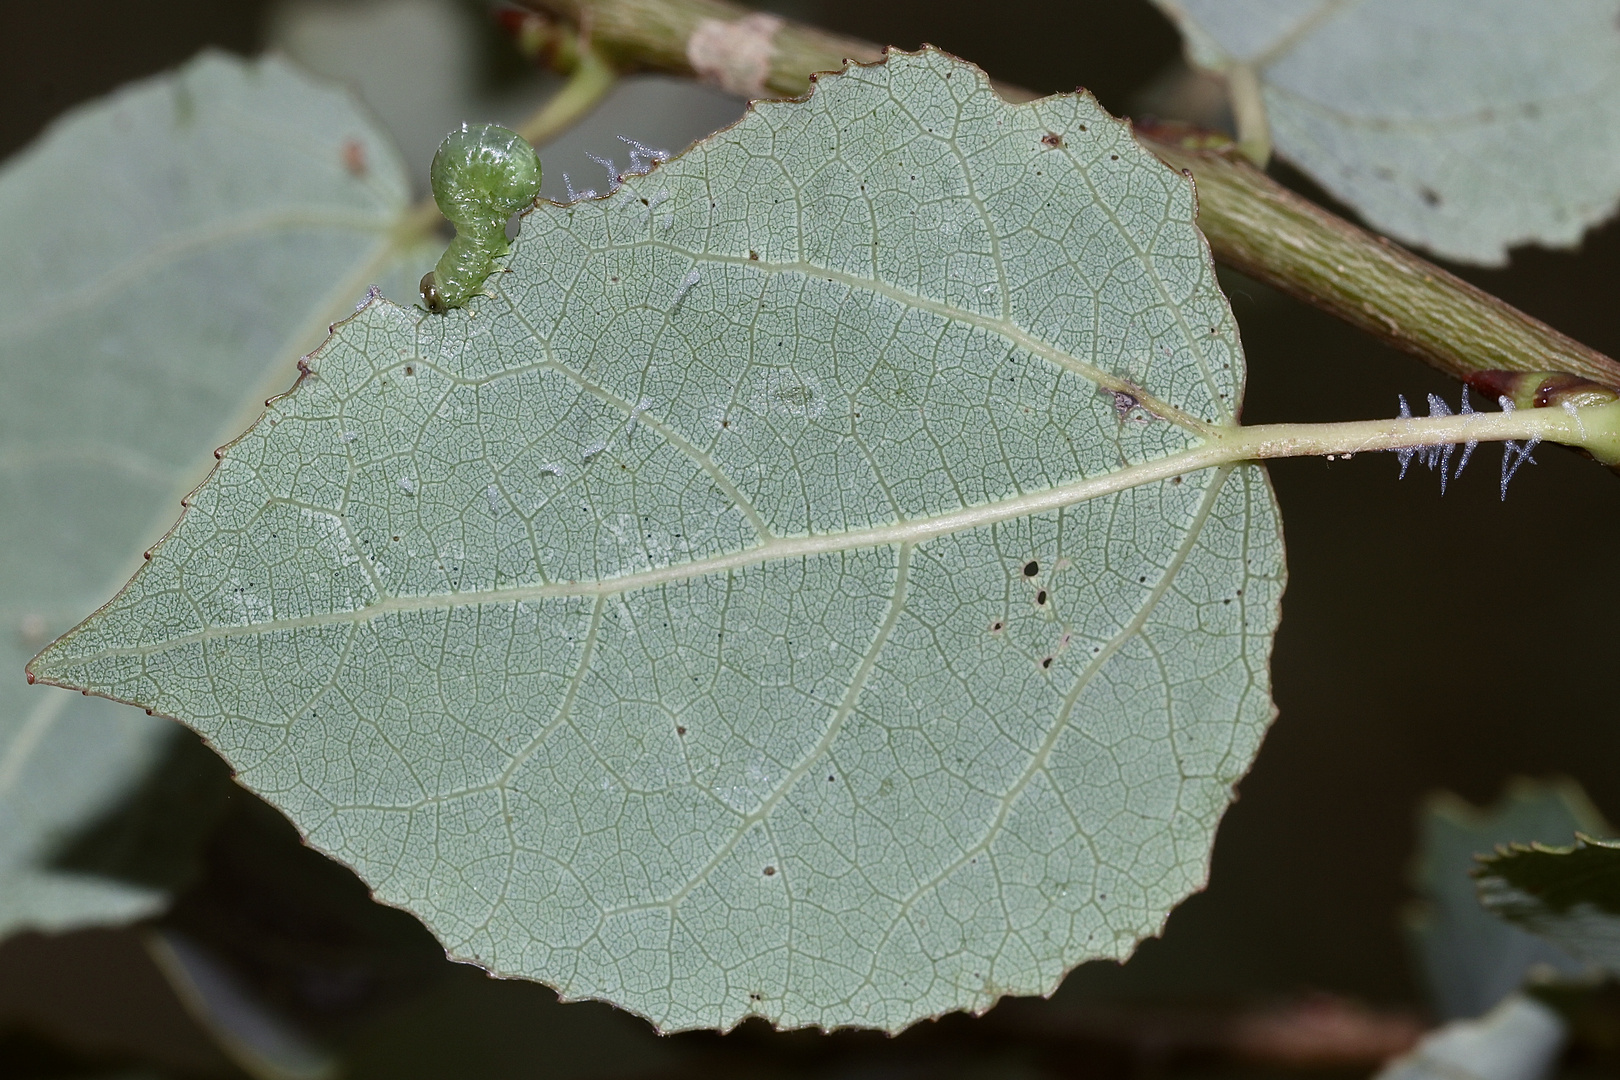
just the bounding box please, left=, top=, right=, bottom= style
left=1375, top=994, right=1567, bottom=1080
left=0, top=45, right=427, bottom=942
left=1149, top=0, right=1620, bottom=266
left=1478, top=835, right=1620, bottom=976
left=1405, top=778, right=1607, bottom=1020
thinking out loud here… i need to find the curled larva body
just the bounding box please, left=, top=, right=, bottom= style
left=420, top=123, right=542, bottom=314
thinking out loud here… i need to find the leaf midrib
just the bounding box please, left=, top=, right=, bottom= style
left=40, top=434, right=1233, bottom=668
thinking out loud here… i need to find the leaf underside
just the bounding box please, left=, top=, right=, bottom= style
left=33, top=49, right=1285, bottom=1032
left=1155, top=0, right=1620, bottom=265
left=0, top=51, right=415, bottom=936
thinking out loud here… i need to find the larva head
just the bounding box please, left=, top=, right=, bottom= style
left=429, top=123, right=542, bottom=229
left=419, top=271, right=445, bottom=314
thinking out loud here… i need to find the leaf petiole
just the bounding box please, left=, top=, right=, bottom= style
left=391, top=44, right=618, bottom=246
left=1200, top=399, right=1620, bottom=470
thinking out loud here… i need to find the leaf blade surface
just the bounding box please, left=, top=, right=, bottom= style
left=34, top=49, right=1285, bottom=1031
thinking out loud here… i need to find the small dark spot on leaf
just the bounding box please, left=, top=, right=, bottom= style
left=1078, top=124, right=1088, bottom=131
left=1040, top=656, right=1054, bottom=669
left=1171, top=476, right=1182, bottom=485
left=1041, top=132, right=1064, bottom=148
left=1420, top=186, right=1442, bottom=207
left=1035, top=590, right=1048, bottom=606
left=828, top=775, right=835, bottom=782
left=676, top=725, right=686, bottom=736
left=1022, top=560, right=1039, bottom=578
left=1139, top=576, right=1146, bottom=583
left=404, top=365, right=414, bottom=376
left=990, top=620, right=1005, bottom=632
left=749, top=250, right=759, bottom=260
left=763, top=866, right=776, bottom=876
left=1110, top=154, right=1119, bottom=160
left=342, top=138, right=367, bottom=177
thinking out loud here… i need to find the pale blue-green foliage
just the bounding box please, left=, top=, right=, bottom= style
left=34, top=50, right=1284, bottom=1031
left=1, top=51, right=417, bottom=935
left=1153, top=0, right=1620, bottom=265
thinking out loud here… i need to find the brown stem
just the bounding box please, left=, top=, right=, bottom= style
left=514, top=0, right=1620, bottom=388
left=520, top=0, right=881, bottom=98
left=1142, top=125, right=1620, bottom=386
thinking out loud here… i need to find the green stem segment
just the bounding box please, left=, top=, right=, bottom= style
left=1088, top=400, right=1620, bottom=491
left=395, top=43, right=617, bottom=260
left=515, top=44, right=618, bottom=146
left=514, top=0, right=1620, bottom=389
left=1218, top=401, right=1620, bottom=468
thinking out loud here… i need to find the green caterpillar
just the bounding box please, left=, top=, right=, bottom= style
left=419, top=123, right=542, bottom=314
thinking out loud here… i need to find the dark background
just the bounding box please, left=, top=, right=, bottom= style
left=3, top=1, right=1618, bottom=1076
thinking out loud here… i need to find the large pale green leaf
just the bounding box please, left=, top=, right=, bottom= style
left=1151, top=0, right=1620, bottom=266
left=1406, top=779, right=1604, bottom=1019
left=1477, top=836, right=1620, bottom=975
left=1, top=50, right=425, bottom=936
left=32, top=49, right=1286, bottom=1032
